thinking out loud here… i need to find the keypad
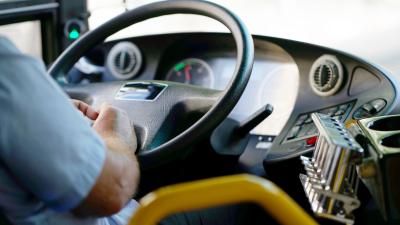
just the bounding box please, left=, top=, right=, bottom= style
left=285, top=102, right=354, bottom=142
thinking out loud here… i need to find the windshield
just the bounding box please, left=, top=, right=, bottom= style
left=88, top=0, right=400, bottom=74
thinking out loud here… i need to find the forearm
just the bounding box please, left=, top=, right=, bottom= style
left=103, top=135, right=140, bottom=203
left=73, top=137, right=140, bottom=217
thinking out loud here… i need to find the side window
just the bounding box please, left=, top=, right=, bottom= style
left=0, top=21, right=42, bottom=59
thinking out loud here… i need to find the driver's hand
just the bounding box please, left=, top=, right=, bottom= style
left=93, top=103, right=137, bottom=153
left=72, top=101, right=139, bottom=217
left=72, top=100, right=137, bottom=153
left=72, top=99, right=99, bottom=120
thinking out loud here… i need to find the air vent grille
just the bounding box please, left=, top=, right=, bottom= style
left=114, top=50, right=136, bottom=74
left=106, top=42, right=142, bottom=80
left=309, top=55, right=343, bottom=96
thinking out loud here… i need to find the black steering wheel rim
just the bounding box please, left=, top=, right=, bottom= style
left=48, top=0, right=254, bottom=169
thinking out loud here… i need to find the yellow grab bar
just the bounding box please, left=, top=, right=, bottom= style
left=129, top=174, right=318, bottom=225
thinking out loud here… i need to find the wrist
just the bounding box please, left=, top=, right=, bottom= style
left=102, top=135, right=137, bottom=155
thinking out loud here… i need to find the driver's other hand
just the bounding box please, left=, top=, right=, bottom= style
left=72, top=99, right=99, bottom=120
left=93, top=103, right=137, bottom=153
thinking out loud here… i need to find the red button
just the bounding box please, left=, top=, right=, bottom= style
left=306, top=136, right=318, bottom=146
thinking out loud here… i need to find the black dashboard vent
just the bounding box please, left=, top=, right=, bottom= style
left=106, top=42, right=142, bottom=80
left=114, top=50, right=135, bottom=74
left=309, top=55, right=343, bottom=96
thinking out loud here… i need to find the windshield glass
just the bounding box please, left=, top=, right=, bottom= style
left=88, top=0, right=400, bottom=74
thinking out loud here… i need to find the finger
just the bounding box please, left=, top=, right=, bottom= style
left=72, top=100, right=99, bottom=120
left=93, top=103, right=116, bottom=134
left=84, top=105, right=99, bottom=120
left=72, top=99, right=82, bottom=108
left=94, top=103, right=130, bottom=132
left=95, top=103, right=115, bottom=125
left=100, top=102, right=112, bottom=111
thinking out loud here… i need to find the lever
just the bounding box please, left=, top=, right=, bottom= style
left=236, top=104, right=273, bottom=136
left=211, top=104, right=273, bottom=156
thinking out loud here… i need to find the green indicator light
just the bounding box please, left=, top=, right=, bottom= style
left=69, top=29, right=80, bottom=40
left=174, top=62, right=186, bottom=71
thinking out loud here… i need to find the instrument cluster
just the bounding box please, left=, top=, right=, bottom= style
left=166, top=58, right=214, bottom=88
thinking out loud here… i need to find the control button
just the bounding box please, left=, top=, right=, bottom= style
left=287, top=126, right=301, bottom=140
left=320, top=107, right=338, bottom=116
left=335, top=109, right=346, bottom=116
left=362, top=103, right=374, bottom=112
left=370, top=99, right=386, bottom=113
left=304, top=116, right=313, bottom=124
left=306, top=136, right=318, bottom=146
left=295, top=114, right=308, bottom=125
left=306, top=125, right=318, bottom=136
left=353, top=98, right=387, bottom=119
left=298, top=123, right=314, bottom=137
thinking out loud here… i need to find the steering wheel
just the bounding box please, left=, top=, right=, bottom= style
left=48, top=0, right=254, bottom=170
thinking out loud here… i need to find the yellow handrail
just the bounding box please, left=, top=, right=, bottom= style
left=129, top=174, right=318, bottom=225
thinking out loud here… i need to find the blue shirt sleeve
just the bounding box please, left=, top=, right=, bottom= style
left=0, top=37, right=106, bottom=212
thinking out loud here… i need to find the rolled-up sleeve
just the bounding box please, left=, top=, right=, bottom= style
left=0, top=37, right=106, bottom=212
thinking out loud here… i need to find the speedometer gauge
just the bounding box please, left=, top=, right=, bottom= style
left=166, top=58, right=214, bottom=88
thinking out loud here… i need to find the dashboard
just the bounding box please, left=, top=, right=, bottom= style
left=68, top=33, right=400, bottom=167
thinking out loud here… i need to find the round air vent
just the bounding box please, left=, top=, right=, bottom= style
left=309, top=55, right=344, bottom=96
left=106, top=42, right=142, bottom=80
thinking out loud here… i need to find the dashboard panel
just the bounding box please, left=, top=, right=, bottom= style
left=68, top=33, right=399, bottom=168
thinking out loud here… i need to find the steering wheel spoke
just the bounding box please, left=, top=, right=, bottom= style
left=63, top=81, right=222, bottom=151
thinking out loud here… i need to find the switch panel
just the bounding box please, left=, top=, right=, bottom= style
left=284, top=101, right=355, bottom=143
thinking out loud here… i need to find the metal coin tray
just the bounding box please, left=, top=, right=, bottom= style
left=299, top=113, right=364, bottom=224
